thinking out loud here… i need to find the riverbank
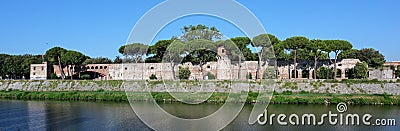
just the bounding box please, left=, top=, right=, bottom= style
left=2, top=80, right=400, bottom=95
left=1, top=91, right=399, bottom=105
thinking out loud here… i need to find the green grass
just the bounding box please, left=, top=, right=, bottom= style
left=0, top=90, right=399, bottom=105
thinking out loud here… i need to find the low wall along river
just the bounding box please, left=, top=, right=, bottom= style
left=1, top=80, right=400, bottom=95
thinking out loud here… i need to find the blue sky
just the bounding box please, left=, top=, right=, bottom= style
left=0, top=0, right=399, bottom=61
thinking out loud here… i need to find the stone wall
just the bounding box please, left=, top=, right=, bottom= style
left=1, top=81, right=400, bottom=95
left=369, top=69, right=394, bottom=80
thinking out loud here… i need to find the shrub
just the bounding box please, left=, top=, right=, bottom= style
left=247, top=72, right=253, bottom=79
left=178, top=67, right=191, bottom=80
left=317, top=66, right=333, bottom=79
left=300, top=90, right=309, bottom=94
left=206, top=72, right=215, bottom=79
left=354, top=62, right=368, bottom=79
left=282, top=90, right=293, bottom=95
left=149, top=74, right=157, bottom=80
left=80, top=74, right=91, bottom=80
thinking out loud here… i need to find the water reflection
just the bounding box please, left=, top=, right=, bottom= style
left=0, top=100, right=399, bottom=131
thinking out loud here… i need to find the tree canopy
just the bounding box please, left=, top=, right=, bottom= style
left=181, top=24, right=222, bottom=42
left=119, top=43, right=149, bottom=63
left=83, top=57, right=112, bottom=65
left=45, top=47, right=67, bottom=65
left=339, top=48, right=385, bottom=68
left=61, top=50, right=88, bottom=66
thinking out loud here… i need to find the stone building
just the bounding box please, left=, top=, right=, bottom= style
left=30, top=62, right=51, bottom=80
left=31, top=47, right=364, bottom=80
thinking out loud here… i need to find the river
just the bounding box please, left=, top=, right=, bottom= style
left=0, top=100, right=399, bottom=130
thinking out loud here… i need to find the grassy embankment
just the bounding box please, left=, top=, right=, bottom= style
left=0, top=90, right=399, bottom=105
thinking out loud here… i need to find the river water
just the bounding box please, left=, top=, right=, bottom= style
left=0, top=100, right=399, bottom=130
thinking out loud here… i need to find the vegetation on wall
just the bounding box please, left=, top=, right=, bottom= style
left=178, top=67, right=191, bottom=80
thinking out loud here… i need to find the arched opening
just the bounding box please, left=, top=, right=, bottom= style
left=336, top=69, right=342, bottom=78
left=291, top=70, right=299, bottom=79
left=302, top=70, right=310, bottom=79
left=91, top=66, right=94, bottom=69
left=76, top=71, right=106, bottom=80
left=95, top=66, right=98, bottom=69
left=100, top=66, right=103, bottom=69
left=345, top=69, right=354, bottom=79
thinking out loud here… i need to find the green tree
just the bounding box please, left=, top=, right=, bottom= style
left=61, top=50, right=88, bottom=80
left=230, top=37, right=257, bottom=61
left=179, top=25, right=222, bottom=78
left=338, top=49, right=360, bottom=59
left=324, top=40, right=352, bottom=79
left=357, top=48, right=386, bottom=68
left=354, top=62, right=368, bottom=79
left=283, top=36, right=309, bottom=79
left=338, top=48, right=385, bottom=68
left=181, top=39, right=217, bottom=78
left=307, top=39, right=327, bottom=79
left=146, top=39, right=174, bottom=63
left=252, top=34, right=279, bottom=79
left=113, top=56, right=122, bottom=63
left=45, top=47, right=68, bottom=80
left=273, top=42, right=288, bottom=60
left=317, top=66, right=333, bottom=79
left=45, top=47, right=68, bottom=65
left=178, top=67, right=191, bottom=80
left=0, top=54, right=41, bottom=79
left=120, top=43, right=149, bottom=63
left=83, top=57, right=112, bottom=65
left=181, top=24, right=222, bottom=42
left=164, top=40, right=187, bottom=79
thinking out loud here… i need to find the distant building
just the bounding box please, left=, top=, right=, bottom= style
left=30, top=62, right=50, bottom=80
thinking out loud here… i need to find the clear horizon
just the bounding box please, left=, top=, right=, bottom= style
left=0, top=0, right=399, bottom=61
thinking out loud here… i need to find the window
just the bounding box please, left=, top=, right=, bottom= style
left=33, top=73, right=36, bottom=75
left=150, top=67, right=154, bottom=69
left=207, top=65, right=211, bottom=69
left=91, top=66, right=94, bottom=69
left=33, top=67, right=36, bottom=70
left=338, top=64, right=343, bottom=66
left=41, top=67, right=44, bottom=70
left=95, top=66, right=98, bottom=69
left=125, top=67, right=128, bottom=70
left=222, top=49, right=225, bottom=53
left=104, top=66, right=108, bottom=69
left=100, top=66, right=103, bottom=69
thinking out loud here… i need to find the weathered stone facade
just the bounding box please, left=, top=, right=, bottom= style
left=369, top=69, right=394, bottom=80
left=30, top=62, right=50, bottom=80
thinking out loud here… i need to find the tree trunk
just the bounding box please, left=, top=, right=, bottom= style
left=314, top=56, right=318, bottom=79
left=58, top=56, right=64, bottom=80
left=170, top=61, right=175, bottom=80
left=334, top=53, right=338, bottom=79
left=256, top=53, right=262, bottom=80
left=238, top=57, right=241, bottom=79
left=294, top=49, right=297, bottom=79
left=69, top=65, right=73, bottom=80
